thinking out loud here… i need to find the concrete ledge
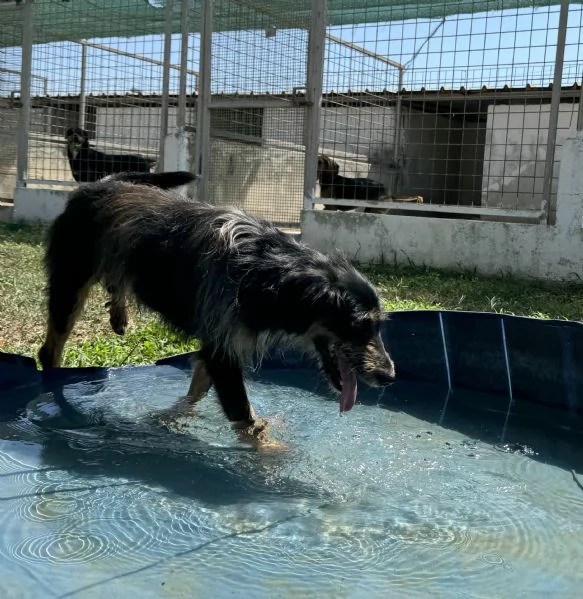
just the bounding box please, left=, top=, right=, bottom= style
left=301, top=133, right=583, bottom=282
left=13, top=188, right=69, bottom=223
left=0, top=201, right=13, bottom=223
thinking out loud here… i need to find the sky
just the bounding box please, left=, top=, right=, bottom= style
left=1, top=3, right=582, bottom=97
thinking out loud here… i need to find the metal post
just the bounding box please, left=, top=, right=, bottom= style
left=302, top=0, right=327, bottom=210
left=158, top=0, right=174, bottom=171
left=543, top=0, right=569, bottom=225
left=394, top=68, right=404, bottom=174
left=577, top=69, right=583, bottom=131
left=193, top=0, right=213, bottom=201
left=79, top=43, right=87, bottom=128
left=16, top=0, right=34, bottom=189
left=177, top=0, right=189, bottom=129
left=77, top=40, right=198, bottom=80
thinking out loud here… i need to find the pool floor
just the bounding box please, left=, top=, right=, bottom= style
left=0, top=365, right=582, bottom=598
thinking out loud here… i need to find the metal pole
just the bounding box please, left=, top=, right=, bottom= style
left=158, top=0, right=174, bottom=171
left=324, top=33, right=403, bottom=70
left=16, top=0, right=34, bottom=188
left=77, top=40, right=199, bottom=80
left=577, top=69, right=583, bottom=131
left=79, top=43, right=87, bottom=128
left=177, top=0, right=189, bottom=129
left=302, top=0, right=327, bottom=210
left=543, top=0, right=569, bottom=225
left=394, top=68, right=404, bottom=176
left=194, top=0, right=213, bottom=201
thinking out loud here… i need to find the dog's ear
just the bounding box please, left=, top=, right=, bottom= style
left=65, top=127, right=73, bottom=137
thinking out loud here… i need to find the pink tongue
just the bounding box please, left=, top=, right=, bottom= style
left=338, top=357, right=358, bottom=413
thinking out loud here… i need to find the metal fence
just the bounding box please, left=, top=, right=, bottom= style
left=315, top=1, right=583, bottom=225
left=1, top=0, right=582, bottom=227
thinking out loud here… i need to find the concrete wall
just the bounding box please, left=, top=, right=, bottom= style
left=96, top=106, right=180, bottom=152
left=13, top=188, right=69, bottom=222
left=301, top=131, right=583, bottom=282
left=0, top=100, right=20, bottom=200
left=207, top=137, right=304, bottom=224
left=482, top=103, right=577, bottom=209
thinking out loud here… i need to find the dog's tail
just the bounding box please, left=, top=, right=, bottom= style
left=103, top=171, right=197, bottom=190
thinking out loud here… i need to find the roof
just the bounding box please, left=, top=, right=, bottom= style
left=1, top=0, right=564, bottom=48
left=25, top=83, right=582, bottom=123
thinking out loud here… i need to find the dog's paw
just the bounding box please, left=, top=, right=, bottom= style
left=156, top=397, right=198, bottom=426
left=109, top=309, right=128, bottom=336
left=233, top=418, right=286, bottom=449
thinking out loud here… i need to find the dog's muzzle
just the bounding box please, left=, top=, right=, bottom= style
left=314, top=336, right=395, bottom=414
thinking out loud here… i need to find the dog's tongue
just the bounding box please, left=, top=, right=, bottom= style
left=338, top=356, right=358, bottom=413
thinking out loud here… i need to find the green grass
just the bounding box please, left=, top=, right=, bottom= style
left=0, top=222, right=197, bottom=367
left=1, top=221, right=582, bottom=368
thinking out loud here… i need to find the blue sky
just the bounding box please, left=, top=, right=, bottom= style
left=1, top=4, right=582, bottom=97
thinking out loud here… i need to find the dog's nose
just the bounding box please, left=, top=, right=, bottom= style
left=375, top=368, right=396, bottom=386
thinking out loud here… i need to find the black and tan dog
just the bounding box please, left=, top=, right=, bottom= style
left=38, top=171, right=395, bottom=438
left=317, top=154, right=387, bottom=211
left=65, top=127, right=156, bottom=183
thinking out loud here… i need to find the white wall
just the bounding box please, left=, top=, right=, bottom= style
left=95, top=106, right=180, bottom=152
left=482, top=103, right=577, bottom=210
left=13, top=188, right=69, bottom=222
left=301, top=132, right=583, bottom=282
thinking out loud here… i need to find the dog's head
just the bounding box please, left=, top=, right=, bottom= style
left=317, top=155, right=340, bottom=180
left=65, top=127, right=89, bottom=151
left=289, top=255, right=395, bottom=412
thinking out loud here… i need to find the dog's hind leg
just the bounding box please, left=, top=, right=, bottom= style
left=186, top=359, right=213, bottom=402
left=39, top=276, right=92, bottom=369
left=106, top=284, right=128, bottom=335
left=156, top=358, right=213, bottom=423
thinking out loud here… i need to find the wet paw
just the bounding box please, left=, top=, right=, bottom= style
left=234, top=418, right=286, bottom=449
left=156, top=397, right=198, bottom=426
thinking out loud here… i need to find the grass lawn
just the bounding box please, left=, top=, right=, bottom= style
left=2, top=221, right=583, bottom=368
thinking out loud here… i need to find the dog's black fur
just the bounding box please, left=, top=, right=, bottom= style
left=318, top=154, right=387, bottom=211
left=65, top=127, right=156, bottom=183
left=39, top=171, right=395, bottom=435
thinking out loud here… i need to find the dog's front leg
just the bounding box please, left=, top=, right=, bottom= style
left=200, top=347, right=269, bottom=442
left=201, top=348, right=256, bottom=423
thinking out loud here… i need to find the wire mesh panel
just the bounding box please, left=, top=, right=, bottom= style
left=3, top=0, right=200, bottom=189
left=2, top=0, right=582, bottom=226
left=318, top=1, right=583, bottom=221
left=0, top=23, right=24, bottom=200
left=204, top=0, right=311, bottom=227
left=319, top=34, right=402, bottom=209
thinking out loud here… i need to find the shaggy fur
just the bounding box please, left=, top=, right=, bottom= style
left=65, top=127, right=156, bottom=183
left=317, top=154, right=387, bottom=211
left=39, top=171, right=395, bottom=435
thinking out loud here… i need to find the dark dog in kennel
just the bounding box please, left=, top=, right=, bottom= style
left=65, top=127, right=156, bottom=183
left=317, top=154, right=387, bottom=211
left=317, top=154, right=423, bottom=213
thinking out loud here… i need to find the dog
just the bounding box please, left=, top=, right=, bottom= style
left=38, top=171, right=395, bottom=439
left=65, top=127, right=156, bottom=183
left=317, top=154, right=387, bottom=211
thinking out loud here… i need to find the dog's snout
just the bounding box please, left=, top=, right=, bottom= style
left=375, top=366, right=396, bottom=386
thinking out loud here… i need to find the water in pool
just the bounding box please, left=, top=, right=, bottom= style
left=0, top=364, right=582, bottom=598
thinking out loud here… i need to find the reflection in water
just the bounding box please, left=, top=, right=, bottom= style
left=0, top=367, right=581, bottom=598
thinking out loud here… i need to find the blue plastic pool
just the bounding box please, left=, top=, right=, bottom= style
left=1, top=311, right=582, bottom=597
